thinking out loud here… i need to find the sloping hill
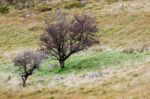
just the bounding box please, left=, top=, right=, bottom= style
left=0, top=0, right=150, bottom=62
left=0, top=1, right=150, bottom=98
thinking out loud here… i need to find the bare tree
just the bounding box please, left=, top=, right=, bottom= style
left=41, top=11, right=99, bottom=69
left=13, top=50, right=42, bottom=87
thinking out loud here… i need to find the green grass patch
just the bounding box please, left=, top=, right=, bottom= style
left=36, top=51, right=148, bottom=75
left=0, top=51, right=149, bottom=76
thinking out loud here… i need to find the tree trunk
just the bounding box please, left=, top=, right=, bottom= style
left=21, top=75, right=28, bottom=87
left=59, top=60, right=65, bottom=69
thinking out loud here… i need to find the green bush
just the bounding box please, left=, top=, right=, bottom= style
left=36, top=3, right=52, bottom=12
left=63, top=1, right=85, bottom=9
left=0, top=5, right=9, bottom=14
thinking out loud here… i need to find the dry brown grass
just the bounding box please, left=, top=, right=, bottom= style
left=0, top=62, right=149, bottom=99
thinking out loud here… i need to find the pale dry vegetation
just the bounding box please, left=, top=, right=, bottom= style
left=0, top=62, right=149, bottom=99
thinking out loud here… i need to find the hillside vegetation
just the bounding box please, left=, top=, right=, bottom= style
left=0, top=0, right=150, bottom=62
left=0, top=0, right=150, bottom=99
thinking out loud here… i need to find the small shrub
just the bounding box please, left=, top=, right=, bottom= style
left=24, top=1, right=34, bottom=8
left=28, top=25, right=42, bottom=31
left=122, top=47, right=134, bottom=54
left=36, top=3, right=52, bottom=12
left=0, top=5, right=9, bottom=14
left=13, top=50, right=43, bottom=87
left=122, top=45, right=147, bottom=54
left=15, top=2, right=24, bottom=10
left=14, top=0, right=34, bottom=10
left=63, top=1, right=85, bottom=9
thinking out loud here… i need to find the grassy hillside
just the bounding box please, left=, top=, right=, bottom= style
left=0, top=60, right=149, bottom=99
left=0, top=0, right=150, bottom=99
left=0, top=0, right=150, bottom=62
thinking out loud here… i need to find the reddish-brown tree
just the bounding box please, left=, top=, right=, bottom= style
left=41, top=11, right=99, bottom=69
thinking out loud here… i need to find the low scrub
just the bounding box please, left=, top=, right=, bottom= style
left=13, top=50, right=43, bottom=87
left=36, top=3, right=52, bottom=12
left=123, top=44, right=150, bottom=54
left=63, top=1, right=85, bottom=9
left=0, top=5, right=9, bottom=14
left=15, top=0, right=34, bottom=10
